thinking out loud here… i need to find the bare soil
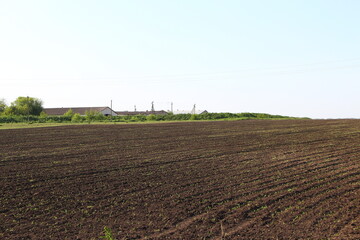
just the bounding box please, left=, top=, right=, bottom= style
left=1, top=120, right=359, bottom=239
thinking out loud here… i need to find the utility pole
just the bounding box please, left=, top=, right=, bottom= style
left=171, top=102, right=173, bottom=113
left=110, top=100, right=113, bottom=121
left=134, top=105, right=137, bottom=112
left=27, top=96, right=30, bottom=122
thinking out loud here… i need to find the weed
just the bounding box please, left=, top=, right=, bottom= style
left=100, top=226, right=116, bottom=240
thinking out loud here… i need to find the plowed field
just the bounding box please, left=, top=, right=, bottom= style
left=1, top=120, right=359, bottom=239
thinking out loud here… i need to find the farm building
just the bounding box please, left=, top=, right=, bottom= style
left=116, top=110, right=168, bottom=116
left=172, top=110, right=208, bottom=115
left=43, top=107, right=118, bottom=116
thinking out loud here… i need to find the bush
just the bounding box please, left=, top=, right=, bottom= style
left=189, top=114, right=198, bottom=120
left=95, top=113, right=106, bottom=121
left=64, top=109, right=74, bottom=117
left=134, top=115, right=147, bottom=122
left=71, top=113, right=82, bottom=123
left=146, top=114, right=156, bottom=121
left=39, top=112, right=48, bottom=123
left=46, top=116, right=72, bottom=123
left=0, top=111, right=295, bottom=124
left=0, top=115, right=21, bottom=123
left=85, top=110, right=97, bottom=123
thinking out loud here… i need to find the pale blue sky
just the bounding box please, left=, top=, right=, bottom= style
left=1, top=0, right=360, bottom=118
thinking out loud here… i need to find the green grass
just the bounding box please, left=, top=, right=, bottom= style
left=0, top=122, right=71, bottom=129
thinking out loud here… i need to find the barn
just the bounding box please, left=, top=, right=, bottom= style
left=116, top=110, right=168, bottom=116
left=43, top=107, right=118, bottom=116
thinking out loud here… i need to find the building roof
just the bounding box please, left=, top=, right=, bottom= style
left=116, top=110, right=168, bottom=116
left=44, top=107, right=111, bottom=116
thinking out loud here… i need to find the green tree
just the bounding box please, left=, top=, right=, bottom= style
left=95, top=112, right=105, bottom=121
left=85, top=110, right=97, bottom=123
left=146, top=114, right=156, bottom=121
left=39, top=111, right=48, bottom=118
left=64, top=109, right=74, bottom=117
left=0, top=99, right=7, bottom=114
left=7, top=96, right=43, bottom=116
left=39, top=111, right=48, bottom=122
left=71, top=113, right=82, bottom=123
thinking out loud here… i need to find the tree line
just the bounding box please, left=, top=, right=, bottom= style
left=0, top=96, right=304, bottom=124
left=0, top=97, right=106, bottom=123
left=0, top=97, right=43, bottom=116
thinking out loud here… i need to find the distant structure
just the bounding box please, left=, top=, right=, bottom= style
left=43, top=107, right=117, bottom=116
left=116, top=110, right=168, bottom=116
left=151, top=101, right=155, bottom=112
left=172, top=104, right=207, bottom=115
left=172, top=109, right=208, bottom=115
left=191, top=104, right=196, bottom=114
left=116, top=101, right=168, bottom=116
left=44, top=103, right=207, bottom=117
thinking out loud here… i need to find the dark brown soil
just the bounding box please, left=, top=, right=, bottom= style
left=1, top=120, right=359, bottom=239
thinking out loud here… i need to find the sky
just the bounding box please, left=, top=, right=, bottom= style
left=1, top=0, right=360, bottom=118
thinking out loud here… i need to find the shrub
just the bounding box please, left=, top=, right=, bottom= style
left=95, top=113, right=106, bottom=121
left=146, top=114, right=156, bottom=121
left=46, top=116, right=72, bottom=123
left=85, top=110, right=97, bottom=123
left=190, top=114, right=198, bottom=120
left=39, top=111, right=48, bottom=123
left=39, top=111, right=48, bottom=118
left=64, top=109, right=74, bottom=117
left=71, top=113, right=82, bottom=123
left=134, top=115, right=147, bottom=122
